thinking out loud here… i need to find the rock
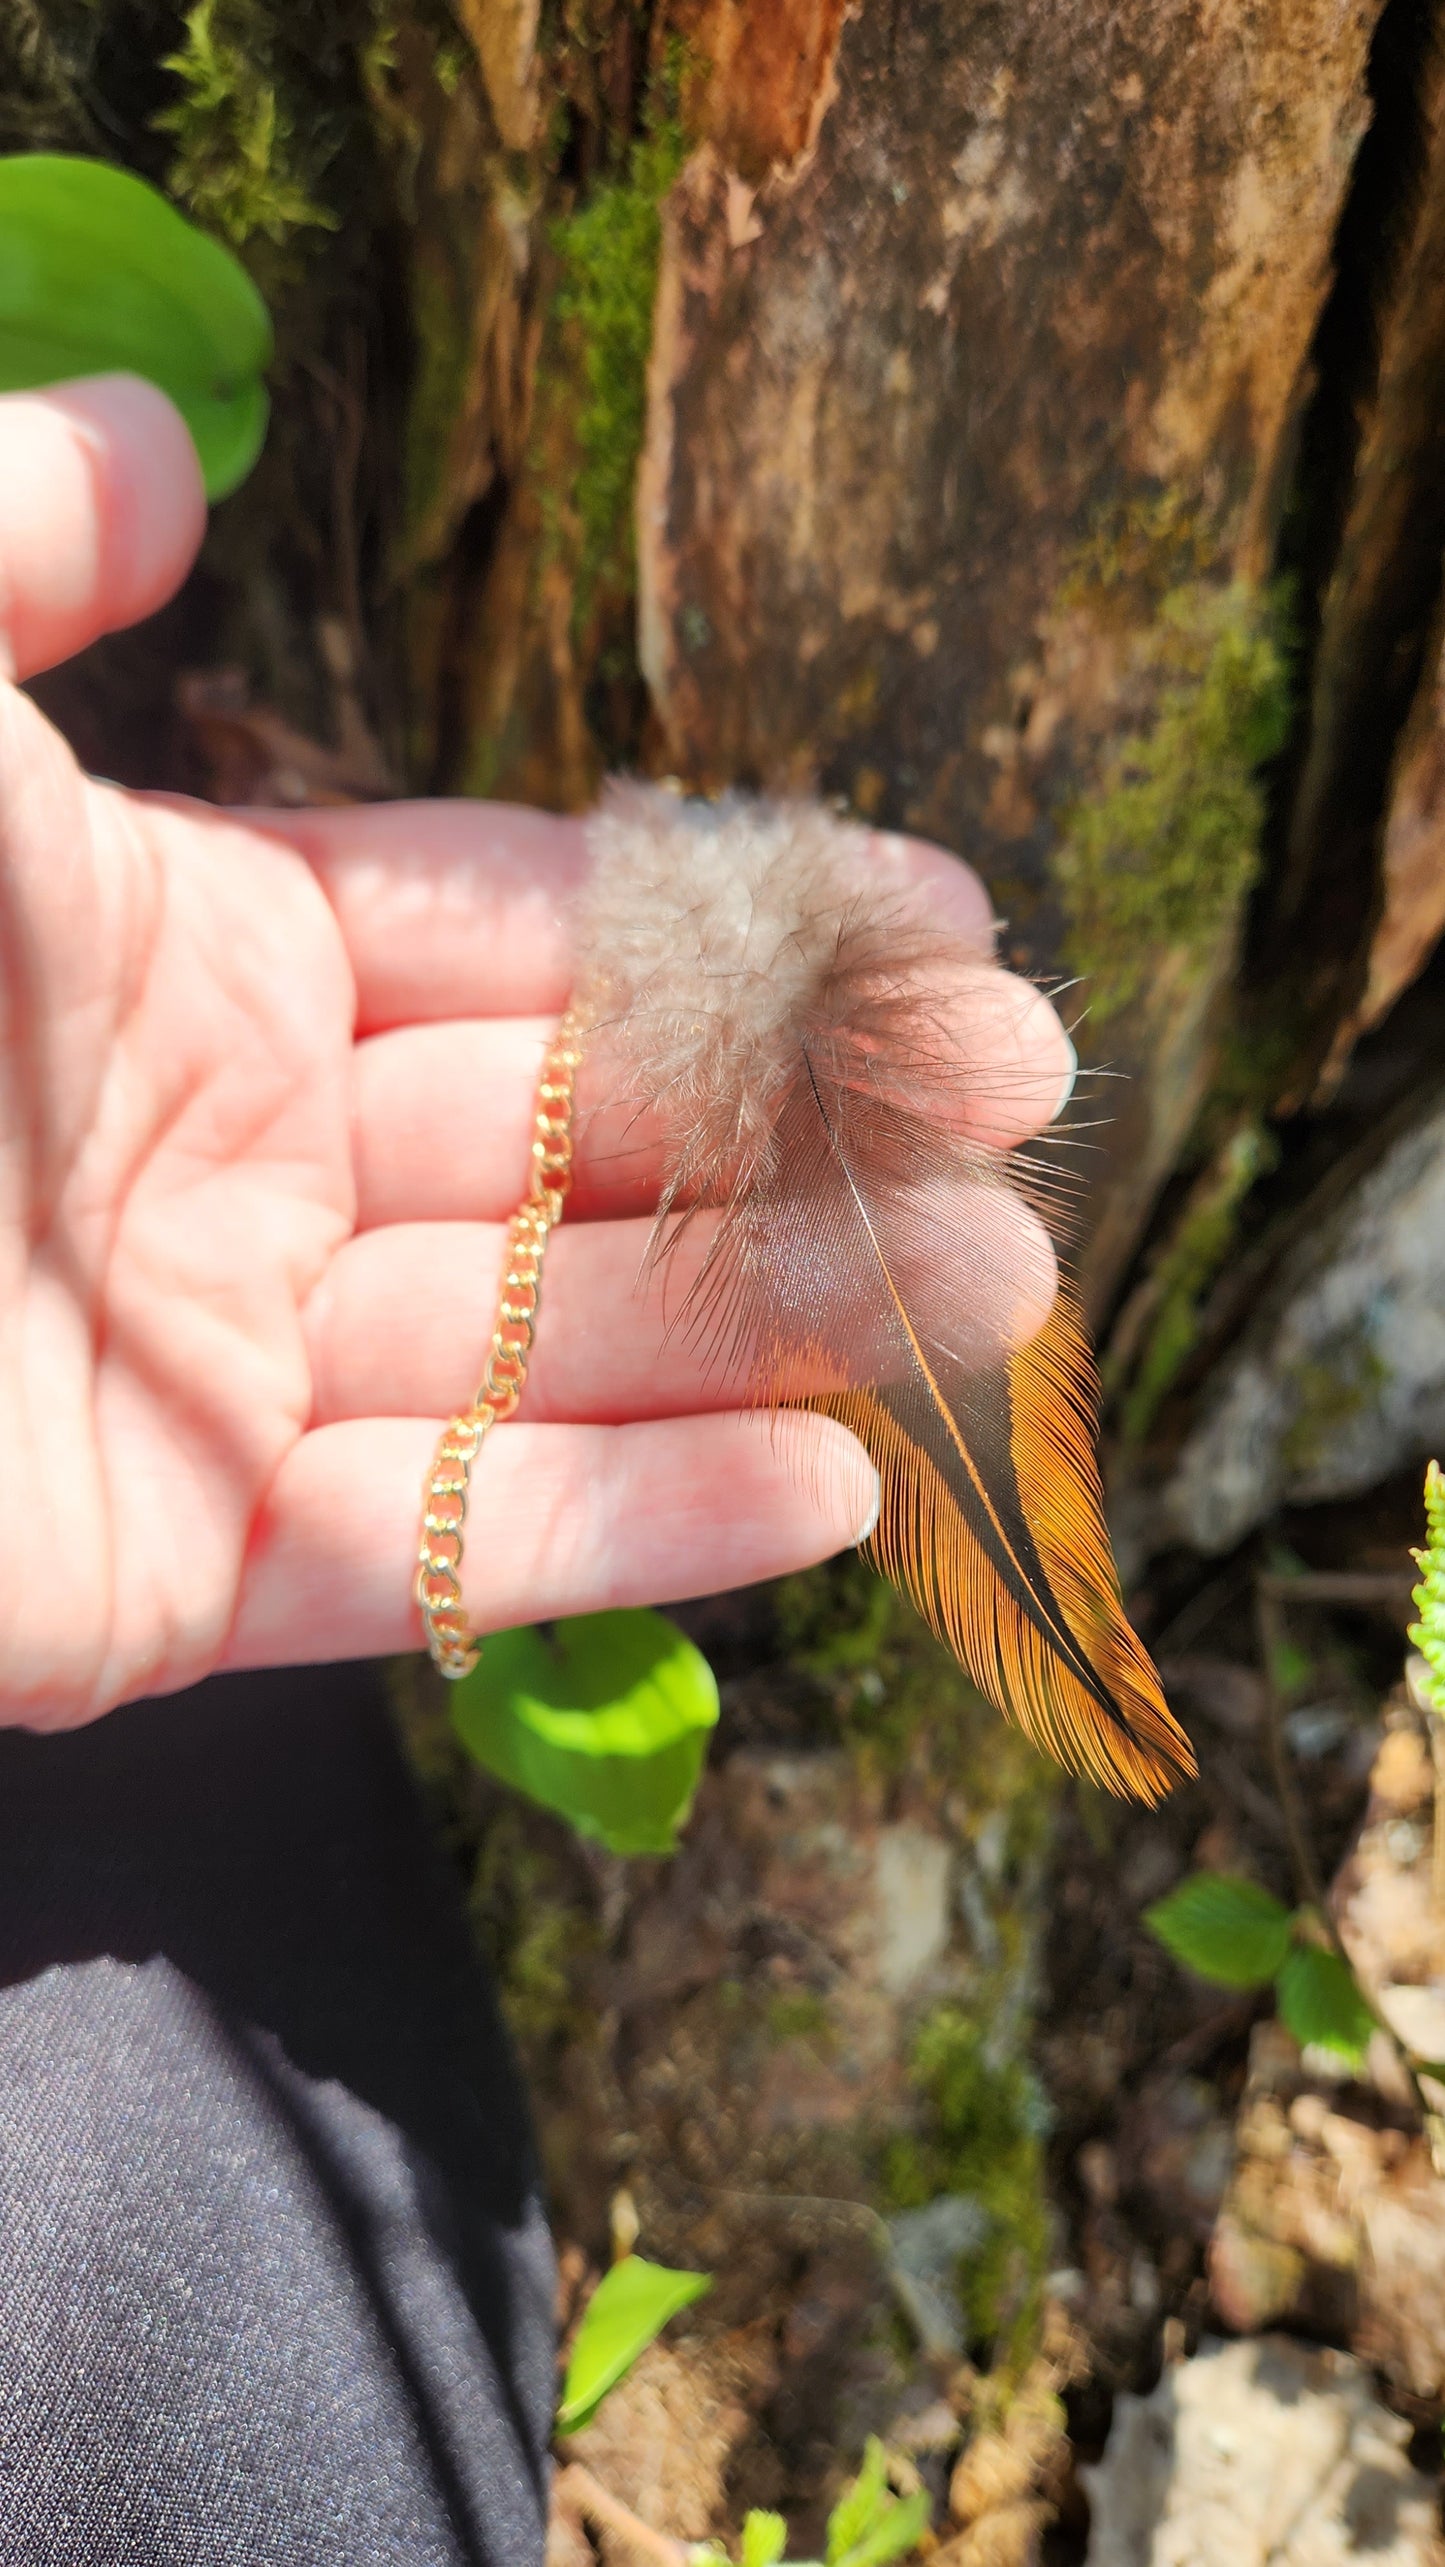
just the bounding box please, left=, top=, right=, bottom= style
left=875, top=1824, right=954, bottom=1998
left=1334, top=1710, right=1441, bottom=1997
left=1206, top=2021, right=1362, bottom=2346
left=1082, top=2335, right=1443, bottom=2564
left=1207, top=1715, right=1445, bottom=2400
left=557, top=2328, right=777, bottom=2553
left=887, top=2195, right=991, bottom=2358
left=1164, top=1097, right=1445, bottom=1550
left=1206, top=2022, right=1445, bottom=2395
left=936, top=2500, right=1050, bottom=2566
left=937, top=2320, right=1084, bottom=2567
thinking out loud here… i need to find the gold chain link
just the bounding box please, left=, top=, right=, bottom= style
left=415, top=1012, right=583, bottom=1678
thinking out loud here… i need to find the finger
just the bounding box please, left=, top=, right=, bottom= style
left=925, top=967, right=1079, bottom=1147
left=306, top=1217, right=743, bottom=1425
left=0, top=378, right=206, bottom=681
left=254, top=807, right=997, bottom=1035
left=220, top=1411, right=880, bottom=1669
left=872, top=828, right=997, bottom=951
left=268, top=802, right=589, bottom=1032
left=307, top=1183, right=1059, bottom=1427
left=352, top=1018, right=658, bottom=1227
left=352, top=965, right=1076, bottom=1232
left=353, top=1017, right=681, bottom=1227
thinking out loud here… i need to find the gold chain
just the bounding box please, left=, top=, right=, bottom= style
left=415, top=1011, right=583, bottom=1678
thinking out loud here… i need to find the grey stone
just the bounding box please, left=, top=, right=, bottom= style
left=1082, top=2334, right=1442, bottom=2564
left=885, top=2195, right=991, bottom=2358
left=1165, top=1097, right=1445, bottom=1552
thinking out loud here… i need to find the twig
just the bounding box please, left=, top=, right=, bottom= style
left=1150, top=1568, right=1242, bottom=1658
left=553, top=2463, right=692, bottom=2566
left=1255, top=1570, right=1416, bottom=1611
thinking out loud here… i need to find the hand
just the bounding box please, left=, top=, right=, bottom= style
left=0, top=375, right=1076, bottom=1730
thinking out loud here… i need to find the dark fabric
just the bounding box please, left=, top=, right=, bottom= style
left=0, top=1666, right=555, bottom=2566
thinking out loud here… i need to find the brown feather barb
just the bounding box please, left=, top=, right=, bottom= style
left=575, top=784, right=1195, bottom=1803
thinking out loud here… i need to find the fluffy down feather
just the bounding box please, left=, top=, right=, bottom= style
left=572, top=780, right=1194, bottom=1801
left=576, top=782, right=956, bottom=1217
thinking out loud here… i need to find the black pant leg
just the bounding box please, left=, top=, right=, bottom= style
left=0, top=1665, right=554, bottom=2567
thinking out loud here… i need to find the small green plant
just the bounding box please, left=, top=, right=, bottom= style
left=1145, top=1871, right=1374, bottom=2067
left=559, top=2281, right=929, bottom=2560
left=1409, top=1459, right=1445, bottom=1714
left=692, top=2439, right=929, bottom=2566
left=557, top=2253, right=713, bottom=2434
left=0, top=152, right=271, bottom=497
left=451, top=1607, right=718, bottom=1855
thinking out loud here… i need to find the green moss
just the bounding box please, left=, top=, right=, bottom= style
left=386, top=1657, right=597, bottom=2059
left=766, top=1988, right=836, bottom=2051
left=156, top=0, right=341, bottom=249
left=1054, top=579, right=1291, bottom=1022
left=883, top=2008, right=1052, bottom=2371
left=1057, top=487, right=1216, bottom=623
left=546, top=109, right=686, bottom=610
left=775, top=1559, right=1059, bottom=1859
left=1195, top=1018, right=1302, bottom=1143
left=777, top=1555, right=897, bottom=1681
left=470, top=1800, right=599, bottom=2056
left=402, top=245, right=475, bottom=547
left=1121, top=1120, right=1279, bottom=1442
left=774, top=1569, right=1057, bottom=2371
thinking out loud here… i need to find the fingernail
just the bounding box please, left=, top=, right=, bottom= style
left=1054, top=1032, right=1078, bottom=1121
left=855, top=1469, right=882, bottom=1547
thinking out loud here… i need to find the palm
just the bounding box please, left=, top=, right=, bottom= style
left=3, top=686, right=354, bottom=1719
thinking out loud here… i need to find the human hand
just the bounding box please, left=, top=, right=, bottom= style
left=0, top=376, right=1076, bottom=1729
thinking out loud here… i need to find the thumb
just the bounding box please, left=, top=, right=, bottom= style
left=0, top=374, right=207, bottom=682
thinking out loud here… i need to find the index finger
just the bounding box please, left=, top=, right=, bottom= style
left=0, top=378, right=205, bottom=680
left=261, top=801, right=999, bottom=1033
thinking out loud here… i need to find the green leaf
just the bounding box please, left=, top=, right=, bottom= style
left=826, top=2438, right=890, bottom=2563
left=452, top=1609, right=719, bottom=1855
left=557, top=2254, right=712, bottom=2434
left=1144, top=1871, right=1293, bottom=1989
left=1276, top=1944, right=1374, bottom=2069
left=821, top=2440, right=928, bottom=2567
left=0, top=153, right=271, bottom=498
left=740, top=2513, right=788, bottom=2567
left=834, top=2500, right=930, bottom=2567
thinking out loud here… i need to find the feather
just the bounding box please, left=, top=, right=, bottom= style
left=575, top=782, right=1194, bottom=1802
